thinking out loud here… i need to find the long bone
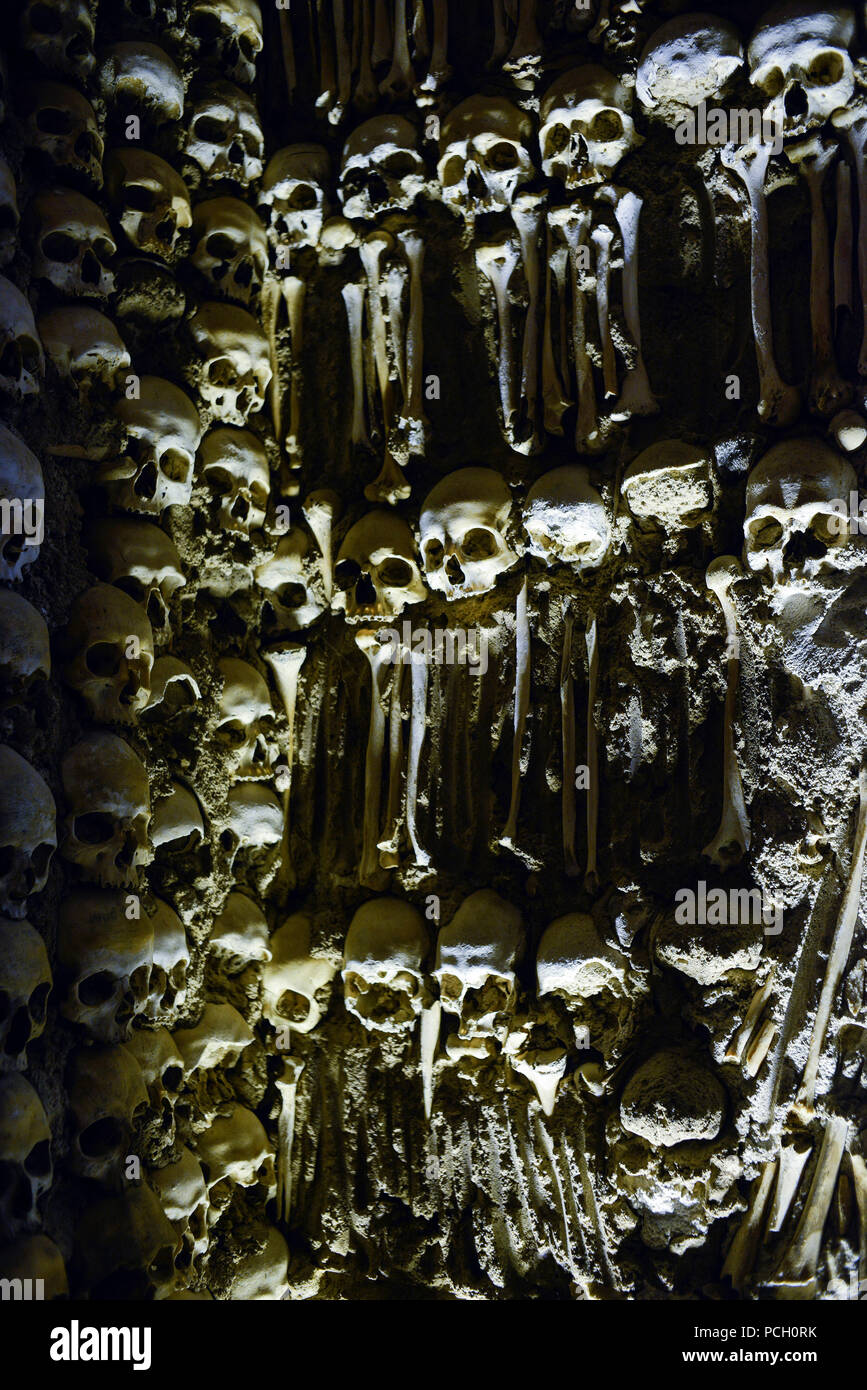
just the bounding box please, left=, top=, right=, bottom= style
left=835, top=115, right=867, bottom=376
left=560, top=605, right=579, bottom=878
left=795, top=764, right=867, bottom=1119
left=772, top=1116, right=848, bottom=1288
left=262, top=275, right=283, bottom=447
left=476, top=234, right=523, bottom=449
left=420, top=999, right=440, bottom=1120
left=315, top=0, right=337, bottom=116
left=380, top=0, right=414, bottom=99
left=789, top=137, right=850, bottom=417
left=590, top=222, right=617, bottom=399
left=355, top=628, right=393, bottom=888
left=371, top=0, right=392, bottom=67
left=360, top=231, right=410, bottom=501
left=549, top=206, right=598, bottom=451
left=411, top=0, right=429, bottom=61
left=406, top=643, right=431, bottom=869
left=505, top=0, right=541, bottom=79
left=383, top=260, right=409, bottom=403
left=378, top=645, right=405, bottom=868
left=702, top=557, right=751, bottom=870
left=283, top=276, right=306, bottom=474
left=278, top=6, right=297, bottom=104
left=275, top=1057, right=305, bottom=1221
left=512, top=192, right=544, bottom=451
left=421, top=0, right=451, bottom=91
left=834, top=161, right=854, bottom=330
left=266, top=645, right=307, bottom=889
left=542, top=220, right=571, bottom=433
left=599, top=185, right=657, bottom=420
left=768, top=1138, right=812, bottom=1235
left=720, top=141, right=800, bottom=426
left=342, top=281, right=369, bottom=447
left=501, top=577, right=530, bottom=851
left=488, top=0, right=510, bottom=68
left=396, top=226, right=425, bottom=455
left=303, top=489, right=339, bottom=602
left=354, top=0, right=378, bottom=111
left=331, top=0, right=351, bottom=122
left=584, top=611, right=599, bottom=892
left=721, top=1158, right=776, bottom=1292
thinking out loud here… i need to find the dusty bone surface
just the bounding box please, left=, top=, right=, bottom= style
left=1, top=0, right=867, bottom=1307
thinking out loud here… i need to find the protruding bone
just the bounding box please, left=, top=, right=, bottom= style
left=702, top=556, right=751, bottom=870
left=488, top=0, right=509, bottom=68
left=422, top=0, right=451, bottom=91
left=302, top=489, right=339, bottom=602
left=378, top=649, right=404, bottom=868
left=600, top=186, right=657, bottom=420
left=550, top=206, right=598, bottom=450
left=380, top=0, right=414, bottom=99
left=722, top=1159, right=776, bottom=1292
left=275, top=1056, right=305, bottom=1221
left=512, top=192, right=544, bottom=451
left=726, top=968, right=776, bottom=1065
left=830, top=408, right=867, bottom=452
left=542, top=220, right=571, bottom=434
left=342, top=281, right=369, bottom=447
left=371, top=0, right=392, bottom=67
left=501, top=577, right=530, bottom=850
left=840, top=117, right=867, bottom=376
left=560, top=606, right=579, bottom=878
left=795, top=765, right=867, bottom=1118
left=476, top=234, right=523, bottom=448
left=278, top=6, right=297, bottom=103
left=789, top=137, right=851, bottom=417
left=331, top=0, right=351, bottom=123
left=265, top=644, right=307, bottom=889
left=262, top=275, right=283, bottom=446
left=283, top=276, right=306, bottom=470
left=383, top=261, right=409, bottom=402
left=591, top=223, right=617, bottom=399
left=406, top=644, right=431, bottom=869
left=584, top=611, right=599, bottom=893
left=834, top=161, right=854, bottom=328
left=772, top=1116, right=848, bottom=1287
left=505, top=0, right=541, bottom=80
left=720, top=142, right=800, bottom=426
left=315, top=0, right=337, bottom=115
left=355, top=628, right=392, bottom=888
left=768, top=1138, right=812, bottom=1235
left=420, top=1000, right=440, bottom=1120
left=396, top=226, right=425, bottom=455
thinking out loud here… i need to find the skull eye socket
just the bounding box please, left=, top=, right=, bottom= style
left=193, top=114, right=229, bottom=144
left=217, top=719, right=247, bottom=747
left=334, top=558, right=361, bottom=591
left=77, top=970, right=116, bottom=1005
left=424, top=538, right=444, bottom=568
left=760, top=66, right=785, bottom=98
left=440, top=155, right=466, bottom=189
left=275, top=989, right=310, bottom=1023
left=811, top=512, right=840, bottom=545
left=41, top=230, right=78, bottom=263
left=545, top=122, right=570, bottom=155
left=206, top=466, right=234, bottom=495
left=205, top=231, right=238, bottom=262
left=460, top=527, right=498, bottom=562
left=73, top=812, right=116, bottom=845
left=206, top=356, right=238, bottom=388
left=30, top=843, right=53, bottom=878
left=190, top=10, right=221, bottom=42
left=439, top=973, right=463, bottom=1001
left=807, top=51, right=844, bottom=87
left=376, top=557, right=413, bottom=588
left=79, top=1117, right=123, bottom=1157
left=487, top=141, right=519, bottom=171
left=274, top=583, right=308, bottom=609
left=382, top=151, right=417, bottom=177
left=124, top=183, right=156, bottom=213
left=24, top=1138, right=51, bottom=1177
left=35, top=106, right=72, bottom=135
left=748, top=516, right=783, bottom=549
left=589, top=109, right=624, bottom=143
left=286, top=183, right=317, bottom=211
left=162, top=1065, right=182, bottom=1091
left=159, top=449, right=191, bottom=484
left=85, top=641, right=121, bottom=677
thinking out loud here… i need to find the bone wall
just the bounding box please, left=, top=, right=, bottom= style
left=1, top=0, right=866, bottom=1303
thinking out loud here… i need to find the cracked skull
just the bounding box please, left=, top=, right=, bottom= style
left=622, top=440, right=717, bottom=546
left=60, top=733, right=152, bottom=889
left=333, top=511, right=426, bottom=622
left=342, top=897, right=428, bottom=1035
left=523, top=466, right=611, bottom=570
left=102, top=377, right=202, bottom=516
left=97, top=42, right=184, bottom=127
left=540, top=65, right=640, bottom=189
left=58, top=889, right=153, bottom=1042
left=434, top=889, right=525, bottom=1044
left=0, top=748, right=56, bottom=922
left=340, top=116, right=426, bottom=221
left=636, top=15, right=745, bottom=125
left=420, top=468, right=520, bottom=600
left=438, top=96, right=535, bottom=219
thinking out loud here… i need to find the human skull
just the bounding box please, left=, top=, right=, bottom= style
left=262, top=912, right=337, bottom=1034
left=186, top=81, right=264, bottom=186
left=333, top=512, right=426, bottom=622
left=146, top=657, right=201, bottom=717
left=340, top=116, right=426, bottom=221
left=0, top=280, right=44, bottom=399
left=743, top=438, right=861, bottom=588
left=149, top=1147, right=209, bottom=1279
left=209, top=892, right=271, bottom=974
left=342, top=898, right=428, bottom=1034
left=145, top=897, right=190, bottom=1018
left=58, top=889, right=153, bottom=1042
left=0, top=749, right=56, bottom=922
left=540, top=66, right=640, bottom=189
left=150, top=783, right=204, bottom=855
left=260, top=144, right=331, bottom=251
left=61, top=584, right=155, bottom=724
left=0, top=1235, right=68, bottom=1300
left=173, top=1002, right=254, bottom=1073
left=622, top=440, right=717, bottom=545
left=32, top=189, right=115, bottom=298
left=189, top=302, right=271, bottom=424
left=194, top=1104, right=276, bottom=1220
left=434, top=889, right=524, bottom=1043
left=748, top=3, right=856, bottom=143
left=620, top=1048, right=726, bottom=1146
left=220, top=785, right=283, bottom=873
left=19, top=81, right=103, bottom=188
left=0, top=425, right=44, bottom=581
left=0, top=158, right=19, bottom=266
left=523, top=466, right=611, bottom=570
left=20, top=0, right=95, bottom=77
left=38, top=306, right=131, bottom=399
left=0, top=592, right=50, bottom=701
left=0, top=919, right=51, bottom=1070
left=216, top=658, right=277, bottom=780
left=419, top=468, right=520, bottom=599
left=189, top=0, right=263, bottom=85
left=636, top=15, right=744, bottom=125
left=97, top=42, right=185, bottom=126
left=124, top=1026, right=183, bottom=1135
left=0, top=1074, right=52, bottom=1234
left=60, top=733, right=152, bottom=888
left=226, top=1226, right=289, bottom=1300
left=256, top=526, right=328, bottom=633
left=105, top=149, right=192, bottom=259
left=537, top=913, right=629, bottom=1004
left=67, top=1043, right=148, bottom=1188
left=74, top=1185, right=181, bottom=1300
left=87, top=517, right=186, bottom=640
left=191, top=198, right=268, bottom=306
left=101, top=376, right=202, bottom=515
left=438, top=96, right=534, bottom=219
left=199, top=427, right=269, bottom=533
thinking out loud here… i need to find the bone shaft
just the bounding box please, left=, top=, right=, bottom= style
left=371, top=0, right=391, bottom=65
left=560, top=609, right=579, bottom=877
left=278, top=8, right=297, bottom=102
left=593, top=228, right=617, bottom=398
left=283, top=276, right=305, bottom=465
left=584, top=612, right=598, bottom=889
left=834, top=161, right=854, bottom=320
left=804, top=159, right=834, bottom=367
left=567, top=234, right=596, bottom=447
left=406, top=649, right=431, bottom=868
left=341, top=281, right=369, bottom=446
left=379, top=655, right=404, bottom=867
left=316, top=0, right=336, bottom=108
left=776, top=1117, right=848, bottom=1281
left=847, top=121, right=867, bottom=374
left=332, top=0, right=351, bottom=111
left=502, top=577, right=530, bottom=846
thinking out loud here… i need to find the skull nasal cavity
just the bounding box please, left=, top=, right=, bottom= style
left=445, top=555, right=465, bottom=583
left=355, top=572, right=377, bottom=606
left=785, top=85, right=808, bottom=119
left=784, top=528, right=828, bottom=562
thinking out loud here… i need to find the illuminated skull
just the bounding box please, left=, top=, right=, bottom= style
left=539, top=66, right=640, bottom=189
left=747, top=3, right=856, bottom=143
left=419, top=468, right=520, bottom=600
left=438, top=96, right=535, bottom=219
